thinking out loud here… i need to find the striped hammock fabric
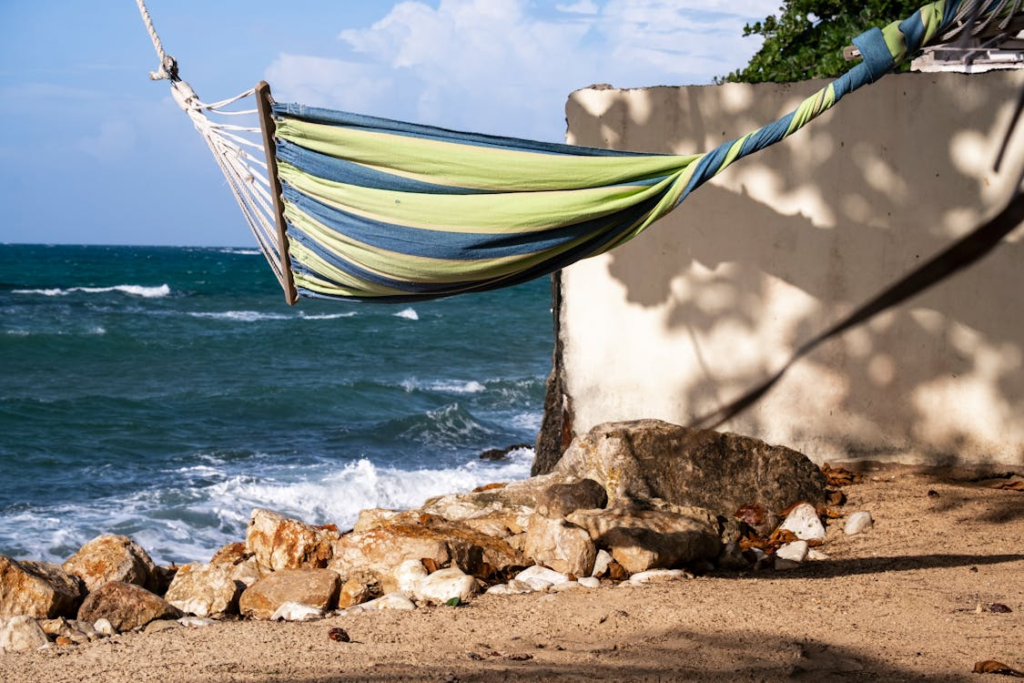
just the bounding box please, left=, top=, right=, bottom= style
left=264, top=0, right=1015, bottom=303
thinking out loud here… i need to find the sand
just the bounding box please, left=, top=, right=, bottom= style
left=2, top=466, right=1021, bottom=682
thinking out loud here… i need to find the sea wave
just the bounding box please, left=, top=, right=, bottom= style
left=400, top=378, right=487, bottom=394
left=188, top=310, right=291, bottom=322
left=12, top=284, right=171, bottom=299
left=394, top=307, right=419, bottom=321
left=218, top=248, right=261, bottom=256
left=298, top=311, right=358, bottom=320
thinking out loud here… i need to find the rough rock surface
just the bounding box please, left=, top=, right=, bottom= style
left=330, top=513, right=524, bottom=582
left=0, top=615, right=50, bottom=653
left=556, top=420, right=827, bottom=517
left=164, top=562, right=245, bottom=618
left=0, top=556, right=83, bottom=619
left=245, top=509, right=337, bottom=571
left=523, top=515, right=597, bottom=577
left=77, top=581, right=182, bottom=633
left=210, top=542, right=250, bottom=566
left=63, top=535, right=160, bottom=594
left=413, top=567, right=478, bottom=604
left=337, top=572, right=380, bottom=609
left=567, top=500, right=721, bottom=574
left=419, top=474, right=567, bottom=536
left=779, top=503, right=826, bottom=541
left=535, top=478, right=608, bottom=518
left=238, top=569, right=340, bottom=620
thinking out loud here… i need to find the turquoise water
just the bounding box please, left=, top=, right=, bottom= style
left=0, top=244, right=552, bottom=564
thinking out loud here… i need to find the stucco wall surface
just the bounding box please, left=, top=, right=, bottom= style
left=559, top=71, right=1024, bottom=467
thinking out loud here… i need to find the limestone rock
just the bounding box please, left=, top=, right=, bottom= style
left=330, top=513, right=524, bottom=582
left=591, top=549, right=613, bottom=578
left=779, top=503, right=826, bottom=541
left=164, top=562, right=245, bottom=618
left=238, top=569, right=340, bottom=620
left=245, top=509, right=337, bottom=571
left=210, top=542, right=250, bottom=566
left=845, top=511, right=874, bottom=535
left=514, top=566, right=571, bottom=586
left=776, top=541, right=809, bottom=563
left=391, top=560, right=429, bottom=595
left=567, top=501, right=721, bottom=574
left=414, top=567, right=478, bottom=605
left=0, top=556, right=83, bottom=619
left=63, top=535, right=160, bottom=594
left=348, top=593, right=416, bottom=612
left=0, top=615, right=50, bottom=653
left=578, top=577, right=601, bottom=589
left=77, top=581, right=182, bottom=633
left=556, top=420, right=827, bottom=517
left=523, top=515, right=596, bottom=577
left=178, top=616, right=217, bottom=627
left=337, top=572, right=380, bottom=609
left=271, top=601, right=324, bottom=622
left=486, top=580, right=535, bottom=595
left=628, top=569, right=687, bottom=585
left=535, top=478, right=608, bottom=518
left=93, top=618, right=115, bottom=636
left=420, top=473, right=567, bottom=535
left=353, top=508, right=402, bottom=533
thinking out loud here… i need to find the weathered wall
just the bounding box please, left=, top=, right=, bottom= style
left=553, top=71, right=1024, bottom=468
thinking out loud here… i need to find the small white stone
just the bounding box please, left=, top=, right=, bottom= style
left=506, top=579, right=536, bottom=594
left=629, top=569, right=685, bottom=585
left=361, top=593, right=416, bottom=611
left=776, top=540, right=809, bottom=563
left=271, top=602, right=324, bottom=622
left=514, top=566, right=571, bottom=585
left=392, top=559, right=429, bottom=595
left=577, top=577, right=600, bottom=589
left=178, top=616, right=217, bottom=628
left=551, top=581, right=581, bottom=592
left=780, top=503, right=826, bottom=541
left=522, top=578, right=554, bottom=592
left=414, top=567, right=477, bottom=604
left=94, top=618, right=116, bottom=636
left=591, top=549, right=613, bottom=577
left=807, top=549, right=830, bottom=561
left=844, top=511, right=873, bottom=535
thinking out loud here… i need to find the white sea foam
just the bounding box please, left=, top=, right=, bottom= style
left=13, top=284, right=171, bottom=298
left=394, top=307, right=419, bottom=321
left=188, top=311, right=291, bottom=322
left=400, top=378, right=487, bottom=394
left=298, top=312, right=358, bottom=320
left=218, top=248, right=260, bottom=256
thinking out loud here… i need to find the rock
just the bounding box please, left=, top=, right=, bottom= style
left=210, top=542, right=250, bottom=566
left=845, top=511, right=874, bottom=535
left=514, top=566, right=571, bottom=586
left=521, top=578, right=554, bottom=592
left=63, top=535, right=160, bottom=594
left=577, top=577, right=601, bottom=589
left=0, top=615, right=50, bottom=653
left=164, top=562, right=245, bottom=618
left=776, top=541, right=809, bottom=563
left=479, top=443, right=531, bottom=461
left=555, top=420, right=828, bottom=517
left=77, top=581, right=182, bottom=633
left=144, top=619, right=179, bottom=634
left=567, top=501, right=721, bottom=574
left=717, top=541, right=750, bottom=571
left=230, top=559, right=265, bottom=588
left=414, top=567, right=478, bottom=605
left=390, top=560, right=429, bottom=595
left=551, top=580, right=582, bottom=592
left=0, top=556, right=83, bottom=619
left=779, top=503, right=826, bottom=541
left=330, top=513, right=524, bottom=583
left=93, top=618, right=115, bottom=636
left=337, top=572, right=380, bottom=609
left=535, top=479, right=608, bottom=518
left=807, top=549, right=830, bottom=561
left=238, top=569, right=340, bottom=620
left=591, top=549, right=613, bottom=578
left=150, top=565, right=178, bottom=596
left=178, top=616, right=217, bottom=627
left=486, top=580, right=535, bottom=596
left=629, top=569, right=687, bottom=585
left=350, top=593, right=416, bottom=612
left=523, top=515, right=597, bottom=578
left=353, top=508, right=403, bottom=533
left=245, top=509, right=337, bottom=571
left=420, top=473, right=567, bottom=536
left=271, top=601, right=324, bottom=622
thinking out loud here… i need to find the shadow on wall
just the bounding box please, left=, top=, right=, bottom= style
left=560, top=72, right=1024, bottom=466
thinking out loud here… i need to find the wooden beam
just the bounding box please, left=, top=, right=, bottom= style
left=255, top=80, right=298, bottom=305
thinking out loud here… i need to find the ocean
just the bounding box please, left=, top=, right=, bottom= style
left=0, top=244, right=553, bottom=565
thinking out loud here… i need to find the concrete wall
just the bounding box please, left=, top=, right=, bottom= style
left=554, top=71, right=1024, bottom=467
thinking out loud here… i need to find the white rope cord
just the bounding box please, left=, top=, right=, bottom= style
left=134, top=0, right=287, bottom=291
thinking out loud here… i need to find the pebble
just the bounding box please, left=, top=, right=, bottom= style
left=551, top=581, right=581, bottom=593
left=94, top=618, right=116, bottom=636
left=351, top=593, right=416, bottom=613
left=515, top=566, right=571, bottom=585
left=780, top=503, right=826, bottom=541
left=591, top=550, right=613, bottom=577
left=844, top=511, right=874, bottom=535
left=522, top=578, right=554, bottom=592
left=776, top=540, right=809, bottom=563
left=178, top=617, right=217, bottom=628
left=271, top=602, right=324, bottom=622
left=807, top=549, right=830, bottom=561
left=628, top=569, right=686, bottom=585
left=577, top=577, right=600, bottom=589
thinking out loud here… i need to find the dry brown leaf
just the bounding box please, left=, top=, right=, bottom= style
left=990, top=603, right=1013, bottom=613
left=827, top=490, right=847, bottom=506
left=973, top=660, right=1024, bottom=676
left=472, top=482, right=507, bottom=493
left=422, top=557, right=440, bottom=573
left=821, top=463, right=862, bottom=487
left=767, top=528, right=798, bottom=548
left=735, top=503, right=768, bottom=526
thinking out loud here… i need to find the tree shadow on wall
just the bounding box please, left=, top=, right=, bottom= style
left=564, top=73, right=1024, bottom=465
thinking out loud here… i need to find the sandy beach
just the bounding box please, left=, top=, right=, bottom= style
left=2, top=466, right=1021, bottom=683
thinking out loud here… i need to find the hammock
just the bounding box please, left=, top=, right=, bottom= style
left=135, top=0, right=1022, bottom=305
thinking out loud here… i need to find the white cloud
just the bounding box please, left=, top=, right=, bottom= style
left=263, top=0, right=778, bottom=141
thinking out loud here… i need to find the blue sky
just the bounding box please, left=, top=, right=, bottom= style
left=0, top=0, right=776, bottom=246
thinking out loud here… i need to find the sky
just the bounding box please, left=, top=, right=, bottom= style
left=0, top=0, right=779, bottom=247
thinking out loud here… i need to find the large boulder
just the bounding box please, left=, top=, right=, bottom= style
left=556, top=420, right=827, bottom=517
left=164, top=562, right=245, bottom=618
left=0, top=615, right=50, bottom=653
left=523, top=515, right=597, bottom=577
left=0, top=556, right=83, bottom=619
left=245, top=509, right=337, bottom=571
left=419, top=473, right=567, bottom=538
left=77, top=581, right=182, bottom=633
left=567, top=500, right=721, bottom=574
left=238, top=569, right=340, bottom=620
left=535, top=479, right=607, bottom=518
left=63, top=535, right=160, bottom=594
left=329, top=513, right=524, bottom=583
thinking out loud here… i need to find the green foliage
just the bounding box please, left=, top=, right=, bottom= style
left=722, top=0, right=923, bottom=83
